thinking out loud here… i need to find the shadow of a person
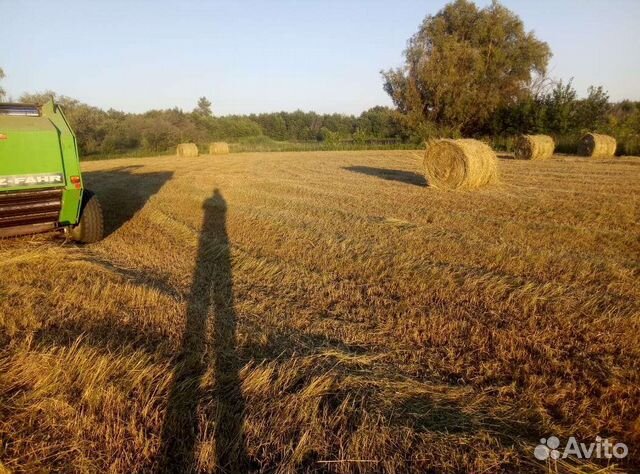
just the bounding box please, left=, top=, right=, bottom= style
left=158, top=189, right=248, bottom=473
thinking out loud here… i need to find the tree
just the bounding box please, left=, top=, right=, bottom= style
left=20, top=91, right=110, bottom=155
left=575, top=86, right=610, bottom=131
left=382, top=0, right=551, bottom=136
left=542, top=79, right=578, bottom=134
left=251, top=113, right=288, bottom=140
left=19, top=90, right=59, bottom=106
left=0, top=67, right=6, bottom=101
left=357, top=106, right=405, bottom=139
left=194, top=96, right=212, bottom=116
left=607, top=101, right=640, bottom=155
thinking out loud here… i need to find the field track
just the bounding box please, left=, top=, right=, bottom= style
left=1, top=150, right=639, bottom=473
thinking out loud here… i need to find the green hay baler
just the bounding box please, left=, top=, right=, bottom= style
left=0, top=99, right=103, bottom=242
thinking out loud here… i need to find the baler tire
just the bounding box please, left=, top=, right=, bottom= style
left=70, top=191, right=104, bottom=243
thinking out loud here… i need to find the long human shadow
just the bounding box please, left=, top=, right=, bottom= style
left=159, top=189, right=248, bottom=473
left=82, top=166, right=173, bottom=236
left=343, top=165, right=426, bottom=187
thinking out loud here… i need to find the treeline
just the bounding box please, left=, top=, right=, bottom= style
left=18, top=92, right=408, bottom=157
left=16, top=87, right=640, bottom=158
left=489, top=81, right=640, bottom=154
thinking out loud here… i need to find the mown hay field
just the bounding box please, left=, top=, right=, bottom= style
left=1, top=150, right=639, bottom=473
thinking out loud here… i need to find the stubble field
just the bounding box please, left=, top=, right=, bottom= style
left=1, top=150, right=639, bottom=473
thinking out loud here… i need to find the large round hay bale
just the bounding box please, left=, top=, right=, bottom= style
left=577, top=133, right=617, bottom=158
left=514, top=134, right=555, bottom=160
left=423, top=139, right=499, bottom=190
left=176, top=143, right=199, bottom=157
left=209, top=142, right=230, bottom=155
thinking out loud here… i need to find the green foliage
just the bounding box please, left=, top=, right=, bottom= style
left=352, top=128, right=367, bottom=145
left=544, top=80, right=579, bottom=134
left=321, top=128, right=341, bottom=145
left=489, top=79, right=639, bottom=155
left=227, top=136, right=414, bottom=154
left=605, top=101, right=640, bottom=155
left=575, top=86, right=610, bottom=131
left=20, top=91, right=111, bottom=155
left=249, top=110, right=349, bottom=141
left=11, top=76, right=638, bottom=159
left=194, top=96, right=212, bottom=116
left=250, top=113, right=288, bottom=140
left=209, top=116, right=262, bottom=140
left=383, top=0, right=551, bottom=136
left=11, top=91, right=411, bottom=159
left=378, top=0, right=635, bottom=154
left=357, top=106, right=409, bottom=141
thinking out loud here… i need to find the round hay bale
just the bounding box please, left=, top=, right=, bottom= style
left=514, top=134, right=555, bottom=160
left=577, top=133, right=617, bottom=158
left=209, top=142, right=230, bottom=155
left=423, top=139, right=499, bottom=190
left=176, top=143, right=199, bottom=157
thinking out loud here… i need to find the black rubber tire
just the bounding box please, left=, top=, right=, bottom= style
left=70, top=190, right=104, bottom=243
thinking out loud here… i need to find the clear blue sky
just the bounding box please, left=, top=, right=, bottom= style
left=1, top=0, right=639, bottom=115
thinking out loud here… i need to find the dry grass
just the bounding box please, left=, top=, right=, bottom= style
left=1, top=150, right=639, bottom=473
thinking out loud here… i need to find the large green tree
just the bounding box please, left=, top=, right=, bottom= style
left=382, top=0, right=551, bottom=136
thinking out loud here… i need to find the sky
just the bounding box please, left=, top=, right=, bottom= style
left=1, top=0, right=639, bottom=116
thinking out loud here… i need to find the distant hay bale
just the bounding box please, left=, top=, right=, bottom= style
left=577, top=133, right=617, bottom=158
left=176, top=143, right=199, bottom=157
left=423, top=139, right=499, bottom=190
left=209, top=142, right=230, bottom=155
left=514, top=134, right=555, bottom=160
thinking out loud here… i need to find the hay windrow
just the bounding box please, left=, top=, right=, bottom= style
left=577, top=133, right=617, bottom=158
left=176, top=143, right=199, bottom=158
left=514, top=135, right=555, bottom=160
left=209, top=142, right=230, bottom=155
left=423, top=139, right=499, bottom=190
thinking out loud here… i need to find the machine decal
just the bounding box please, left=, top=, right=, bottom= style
left=0, top=173, right=64, bottom=188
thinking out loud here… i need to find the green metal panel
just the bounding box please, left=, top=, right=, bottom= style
left=42, top=100, right=83, bottom=224
left=0, top=117, right=62, bottom=177
left=0, top=99, right=83, bottom=226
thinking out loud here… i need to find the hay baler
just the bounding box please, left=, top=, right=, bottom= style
left=0, top=99, right=103, bottom=242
